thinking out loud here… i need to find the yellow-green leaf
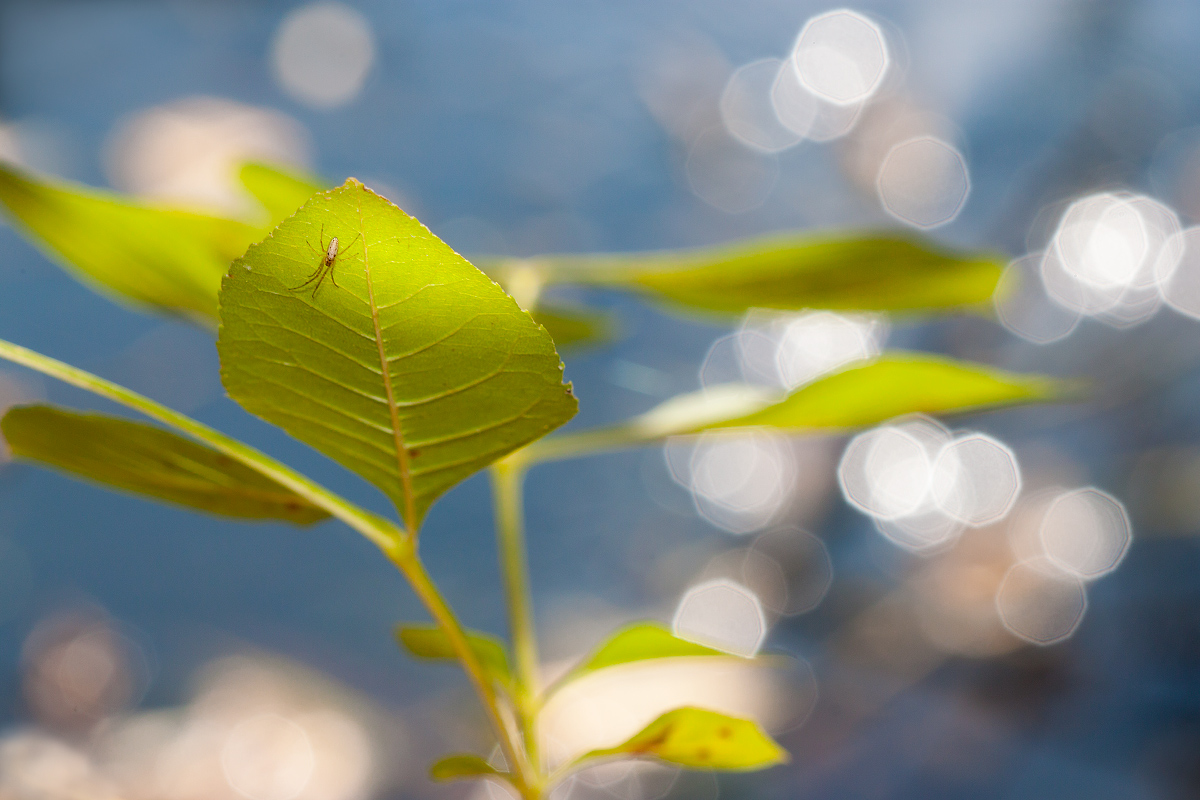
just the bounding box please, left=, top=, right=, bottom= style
left=494, top=233, right=1003, bottom=318
left=523, top=354, right=1061, bottom=464
left=0, top=162, right=258, bottom=324
left=429, top=754, right=505, bottom=782
left=531, top=304, right=615, bottom=353
left=0, top=404, right=327, bottom=524
left=582, top=707, right=787, bottom=771
left=395, top=624, right=512, bottom=687
left=561, top=623, right=729, bottom=685
left=217, top=178, right=578, bottom=531
left=239, top=161, right=325, bottom=228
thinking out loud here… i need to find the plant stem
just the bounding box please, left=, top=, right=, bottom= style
left=385, top=542, right=537, bottom=796
left=0, top=338, right=539, bottom=796
left=491, top=459, right=542, bottom=772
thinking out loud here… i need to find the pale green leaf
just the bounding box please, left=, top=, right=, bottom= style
left=429, top=754, right=505, bottom=782
left=491, top=233, right=1003, bottom=318
left=217, top=178, right=578, bottom=531
left=531, top=304, right=616, bottom=353
left=239, top=161, right=325, bottom=228
left=395, top=624, right=512, bottom=687
left=562, top=622, right=729, bottom=684
left=0, top=337, right=401, bottom=552
left=581, top=707, right=787, bottom=771
left=0, top=162, right=258, bottom=324
left=0, top=404, right=328, bottom=524
left=523, top=354, right=1061, bottom=464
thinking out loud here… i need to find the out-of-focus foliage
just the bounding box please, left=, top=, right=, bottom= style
left=486, top=233, right=1003, bottom=319
left=1, top=404, right=329, bottom=523
left=394, top=625, right=512, bottom=688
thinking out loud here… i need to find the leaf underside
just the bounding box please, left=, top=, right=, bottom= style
left=505, top=233, right=1004, bottom=317
left=218, top=178, right=577, bottom=531
left=565, top=622, right=730, bottom=684
left=0, top=162, right=257, bottom=324
left=582, top=706, right=787, bottom=772
left=429, top=753, right=504, bottom=782
left=0, top=405, right=328, bottom=523
left=395, top=624, right=512, bottom=686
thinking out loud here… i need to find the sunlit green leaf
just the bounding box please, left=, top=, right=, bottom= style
left=217, top=178, right=578, bottom=531
left=0, top=162, right=258, bottom=324
left=581, top=707, right=787, bottom=771
left=493, top=233, right=1003, bottom=318
left=239, top=161, right=325, bottom=228
left=531, top=304, right=616, bottom=352
left=0, top=404, right=328, bottom=523
left=395, top=624, right=512, bottom=687
left=429, top=754, right=505, bottom=782
left=524, top=354, right=1062, bottom=464
left=561, top=623, right=729, bottom=685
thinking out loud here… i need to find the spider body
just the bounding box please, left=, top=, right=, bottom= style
left=291, top=224, right=361, bottom=298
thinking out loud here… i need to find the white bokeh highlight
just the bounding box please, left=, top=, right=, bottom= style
left=839, top=419, right=1022, bottom=552
left=721, top=59, right=803, bottom=153
left=791, top=10, right=889, bottom=106
left=672, top=579, right=767, bottom=657
left=994, top=252, right=1082, bottom=344
left=673, top=431, right=796, bottom=534
left=272, top=3, right=376, bottom=109
left=1039, top=487, right=1132, bottom=580
left=995, top=558, right=1088, bottom=645
left=876, top=136, right=970, bottom=228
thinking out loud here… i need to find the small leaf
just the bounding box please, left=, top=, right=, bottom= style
left=531, top=304, right=616, bottom=352
left=0, top=162, right=258, bottom=324
left=239, top=161, right=325, bottom=228
left=0, top=405, right=328, bottom=523
left=429, top=754, right=505, bottom=782
left=582, top=707, right=787, bottom=771
left=562, top=623, right=730, bottom=685
left=500, top=233, right=1003, bottom=318
left=218, top=179, right=578, bottom=531
left=396, top=625, right=512, bottom=686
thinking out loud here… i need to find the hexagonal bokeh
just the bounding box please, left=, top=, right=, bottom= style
left=672, top=579, right=767, bottom=657
left=1039, top=487, right=1132, bottom=580
left=995, top=558, right=1088, bottom=645
left=930, top=433, right=1022, bottom=527
left=791, top=10, right=889, bottom=106
left=876, top=136, right=970, bottom=228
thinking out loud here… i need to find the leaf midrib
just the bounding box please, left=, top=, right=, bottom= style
left=357, top=195, right=417, bottom=533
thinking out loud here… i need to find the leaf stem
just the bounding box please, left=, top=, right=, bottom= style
left=0, top=338, right=537, bottom=796
left=491, top=458, right=542, bottom=772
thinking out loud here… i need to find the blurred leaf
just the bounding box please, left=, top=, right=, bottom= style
left=531, top=304, right=616, bottom=352
left=581, top=707, right=787, bottom=771
left=0, top=404, right=328, bottom=523
left=429, top=754, right=505, bottom=782
left=495, top=233, right=1002, bottom=318
left=239, top=161, right=325, bottom=228
left=395, top=625, right=512, bottom=686
left=218, top=178, right=578, bottom=531
left=525, top=354, right=1062, bottom=463
left=562, top=622, right=730, bottom=684
left=0, top=162, right=259, bottom=325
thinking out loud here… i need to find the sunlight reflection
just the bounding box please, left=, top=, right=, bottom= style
left=1039, top=487, right=1132, bottom=580
left=673, top=578, right=767, bottom=656
left=721, top=59, right=803, bottom=153
left=791, top=10, right=889, bottom=106
left=272, top=3, right=376, bottom=109
left=995, top=557, right=1087, bottom=645
left=876, top=136, right=970, bottom=228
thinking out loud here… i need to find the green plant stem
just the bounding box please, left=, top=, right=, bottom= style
left=0, top=337, right=536, bottom=797
left=385, top=543, right=536, bottom=796
left=491, top=459, right=542, bottom=774
left=514, top=423, right=648, bottom=467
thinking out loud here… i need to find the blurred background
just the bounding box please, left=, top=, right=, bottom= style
left=1, top=0, right=1200, bottom=798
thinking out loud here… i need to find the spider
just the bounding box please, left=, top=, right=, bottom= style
left=291, top=224, right=362, bottom=298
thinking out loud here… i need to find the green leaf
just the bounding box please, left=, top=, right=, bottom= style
left=395, top=625, right=512, bottom=686
left=239, top=161, right=325, bottom=228
left=562, top=622, right=730, bottom=684
left=0, top=162, right=259, bottom=324
left=0, top=337, right=401, bottom=552
left=523, top=354, right=1061, bottom=464
left=217, top=178, right=577, bottom=531
left=0, top=404, right=328, bottom=524
left=429, top=754, right=505, bottom=783
left=531, top=304, right=616, bottom=353
left=581, top=707, right=787, bottom=771
left=498, top=233, right=1003, bottom=318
